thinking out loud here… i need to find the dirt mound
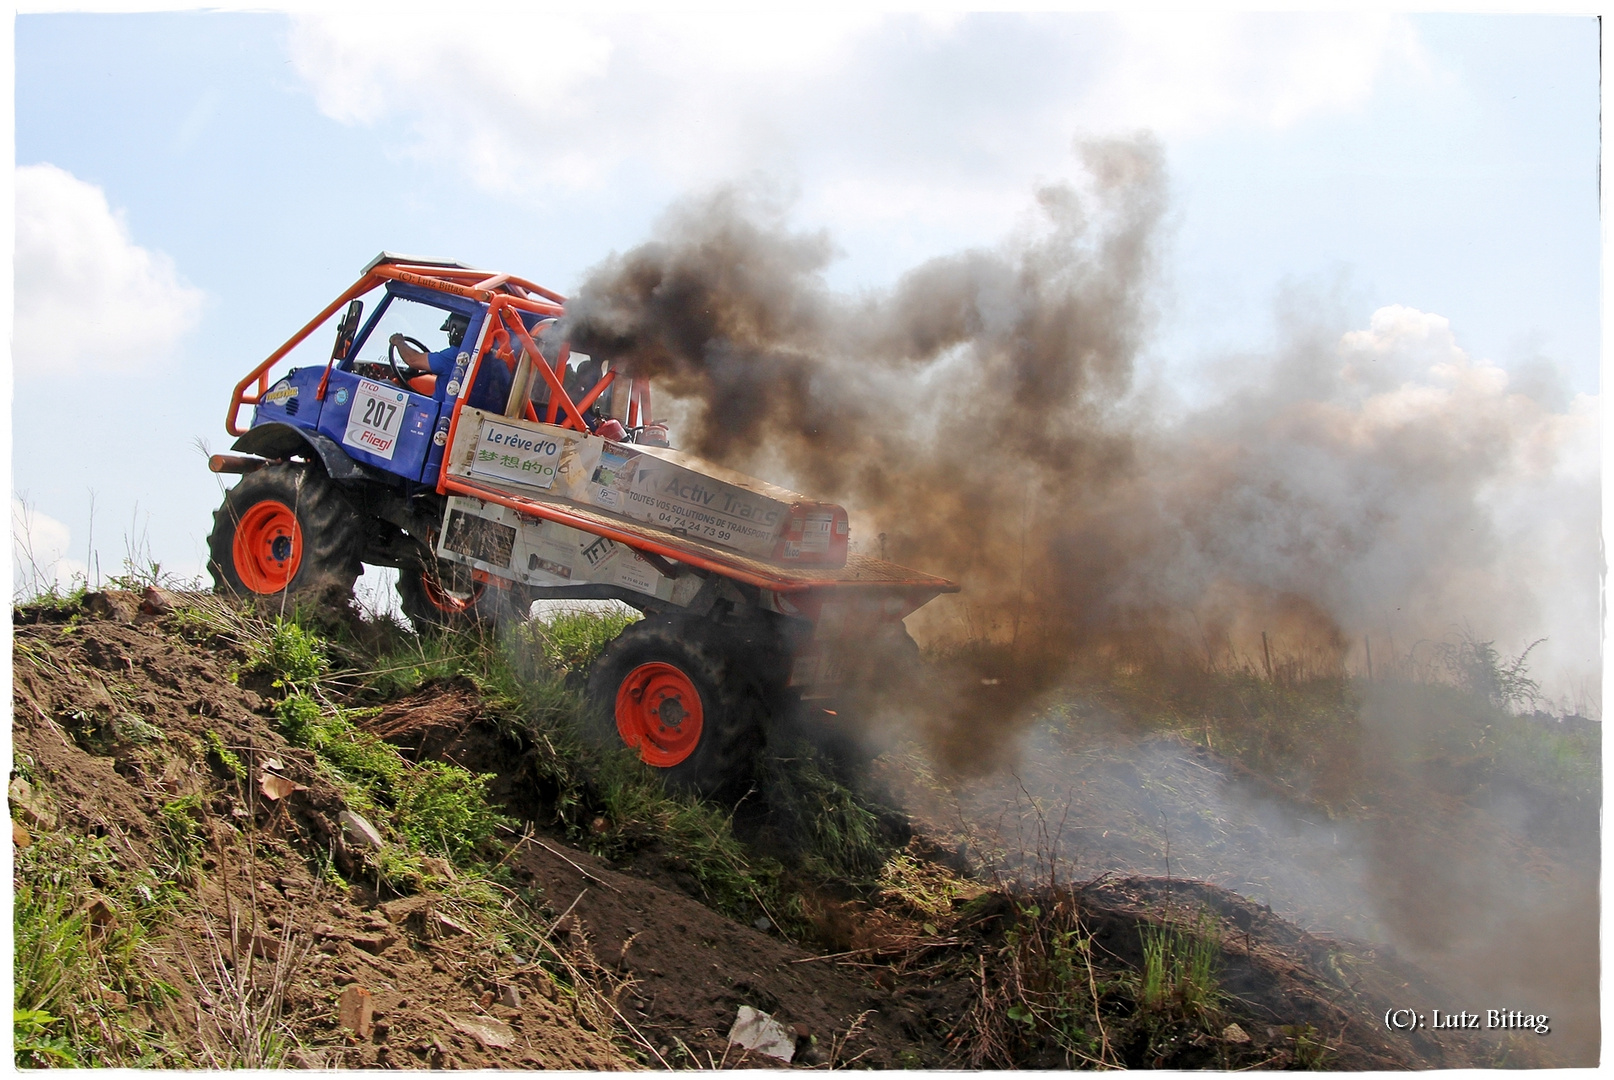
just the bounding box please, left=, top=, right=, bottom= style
left=12, top=594, right=630, bottom=1069
left=12, top=593, right=1551, bottom=1068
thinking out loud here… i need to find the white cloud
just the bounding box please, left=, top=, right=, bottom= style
left=11, top=497, right=87, bottom=597
left=1096, top=14, right=1427, bottom=135
left=1327, top=307, right=1599, bottom=695
left=287, top=13, right=1429, bottom=205
left=14, top=163, right=204, bottom=376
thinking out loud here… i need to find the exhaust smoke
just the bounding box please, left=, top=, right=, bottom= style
left=560, top=135, right=1596, bottom=759
left=559, top=135, right=1599, bottom=1063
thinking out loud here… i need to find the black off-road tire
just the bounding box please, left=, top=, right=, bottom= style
left=207, top=462, right=364, bottom=605
left=791, top=622, right=923, bottom=781
left=396, top=556, right=528, bottom=633
left=584, top=614, right=771, bottom=798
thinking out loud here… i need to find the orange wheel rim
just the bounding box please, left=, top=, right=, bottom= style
left=615, top=662, right=704, bottom=767
left=232, top=501, right=302, bottom=594
left=421, top=570, right=483, bottom=614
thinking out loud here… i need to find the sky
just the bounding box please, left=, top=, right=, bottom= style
left=6, top=11, right=1603, bottom=694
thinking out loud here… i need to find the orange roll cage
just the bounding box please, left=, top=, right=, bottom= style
left=226, top=258, right=634, bottom=439
left=224, top=256, right=956, bottom=596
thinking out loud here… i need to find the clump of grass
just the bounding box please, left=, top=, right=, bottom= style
left=961, top=886, right=1119, bottom=1069
left=331, top=607, right=795, bottom=926
left=876, top=852, right=977, bottom=921
left=274, top=692, right=507, bottom=870
left=1437, top=630, right=1542, bottom=711
left=586, top=751, right=791, bottom=926
left=756, top=743, right=894, bottom=881
left=14, top=1007, right=78, bottom=1067
left=263, top=605, right=805, bottom=938
left=1137, top=908, right=1221, bottom=1016
left=12, top=580, right=90, bottom=615
left=13, top=830, right=181, bottom=1067
left=957, top=888, right=1235, bottom=1069
left=202, top=730, right=246, bottom=781
left=532, top=607, right=639, bottom=676
left=159, top=792, right=208, bottom=884
left=251, top=617, right=328, bottom=692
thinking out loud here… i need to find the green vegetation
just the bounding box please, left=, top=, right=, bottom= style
left=270, top=690, right=507, bottom=873
left=201, top=729, right=246, bottom=780
left=159, top=792, right=207, bottom=883
left=253, top=616, right=329, bottom=691
left=252, top=604, right=798, bottom=928
left=13, top=830, right=181, bottom=1067
left=756, top=743, right=892, bottom=881
left=958, top=890, right=1234, bottom=1069
left=999, top=893, right=1117, bottom=1067
left=532, top=607, right=639, bottom=676
left=877, top=851, right=976, bottom=920
left=1137, top=909, right=1221, bottom=1016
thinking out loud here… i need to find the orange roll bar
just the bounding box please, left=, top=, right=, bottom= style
left=500, top=308, right=590, bottom=432
left=227, top=272, right=381, bottom=436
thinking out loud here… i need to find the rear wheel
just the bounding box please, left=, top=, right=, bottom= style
left=397, top=556, right=532, bottom=633
left=791, top=622, right=923, bottom=781
left=208, top=463, right=363, bottom=603
left=584, top=615, right=768, bottom=797
left=397, top=556, right=486, bottom=631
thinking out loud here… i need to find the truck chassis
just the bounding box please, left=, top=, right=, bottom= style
left=209, top=253, right=956, bottom=792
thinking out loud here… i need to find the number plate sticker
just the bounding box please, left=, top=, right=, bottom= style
left=343, top=379, right=407, bottom=460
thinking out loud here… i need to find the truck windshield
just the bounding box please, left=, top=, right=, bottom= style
left=349, top=296, right=464, bottom=369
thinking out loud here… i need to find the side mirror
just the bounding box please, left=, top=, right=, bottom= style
left=331, top=300, right=363, bottom=361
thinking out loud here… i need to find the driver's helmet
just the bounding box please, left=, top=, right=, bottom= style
left=441, top=312, right=471, bottom=349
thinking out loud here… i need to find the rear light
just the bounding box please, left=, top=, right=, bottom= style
left=772, top=503, right=849, bottom=566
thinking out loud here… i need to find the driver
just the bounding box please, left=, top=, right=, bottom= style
left=390, top=313, right=470, bottom=399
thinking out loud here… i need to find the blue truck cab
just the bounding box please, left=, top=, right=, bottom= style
left=248, top=280, right=515, bottom=485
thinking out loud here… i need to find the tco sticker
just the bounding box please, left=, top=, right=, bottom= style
left=334, top=388, right=350, bottom=405
left=342, top=379, right=407, bottom=461
left=433, top=431, right=448, bottom=446
left=446, top=380, right=462, bottom=397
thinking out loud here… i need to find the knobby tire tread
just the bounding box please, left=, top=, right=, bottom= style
left=207, top=462, right=364, bottom=603
left=585, top=614, right=774, bottom=798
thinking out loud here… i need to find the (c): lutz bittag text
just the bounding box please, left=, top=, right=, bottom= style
left=1384, top=1009, right=1549, bottom=1035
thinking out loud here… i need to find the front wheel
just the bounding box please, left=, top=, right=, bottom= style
left=207, top=463, right=363, bottom=603
left=584, top=616, right=767, bottom=797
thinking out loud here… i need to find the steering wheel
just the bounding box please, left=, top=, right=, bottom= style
left=387, top=335, right=431, bottom=388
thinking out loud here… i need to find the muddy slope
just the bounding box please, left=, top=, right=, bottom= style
left=11, top=594, right=1546, bottom=1069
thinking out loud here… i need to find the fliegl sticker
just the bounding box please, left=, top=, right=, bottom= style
left=342, top=379, right=407, bottom=460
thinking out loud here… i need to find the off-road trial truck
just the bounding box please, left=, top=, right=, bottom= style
left=209, top=253, right=956, bottom=792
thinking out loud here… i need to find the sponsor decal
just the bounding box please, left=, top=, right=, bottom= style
left=442, top=509, right=515, bottom=567
left=341, top=379, right=407, bottom=461
left=580, top=535, right=617, bottom=570
left=433, top=430, right=448, bottom=446
left=526, top=553, right=572, bottom=579
left=469, top=419, right=562, bottom=490
left=334, top=387, right=350, bottom=405
left=264, top=380, right=298, bottom=406
left=615, top=553, right=660, bottom=595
